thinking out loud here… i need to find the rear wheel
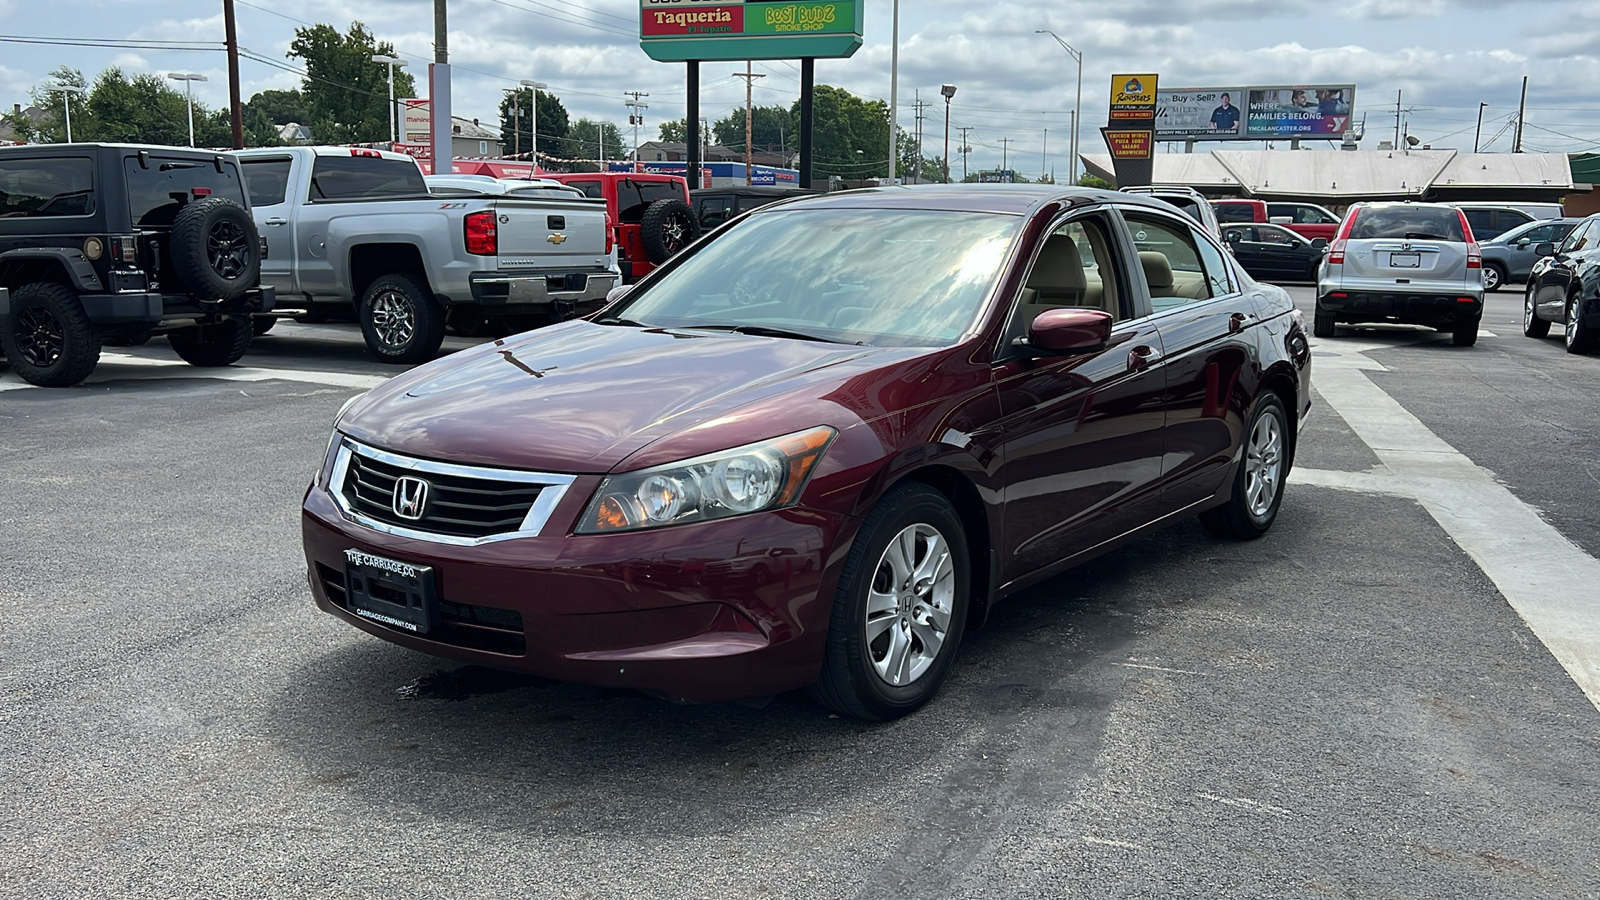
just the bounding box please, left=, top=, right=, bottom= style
left=359, top=273, right=446, bottom=364
left=1200, top=393, right=1289, bottom=540
left=1523, top=287, right=1550, bottom=338
left=1312, top=308, right=1336, bottom=338
left=810, top=483, right=970, bottom=721
left=1483, top=262, right=1505, bottom=293
left=0, top=282, right=100, bottom=387
left=1452, top=315, right=1480, bottom=347
left=1566, top=294, right=1598, bottom=354
left=168, top=317, right=252, bottom=367
left=639, top=198, right=701, bottom=265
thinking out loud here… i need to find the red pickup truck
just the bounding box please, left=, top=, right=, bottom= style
left=1212, top=199, right=1342, bottom=241
left=548, top=172, right=700, bottom=282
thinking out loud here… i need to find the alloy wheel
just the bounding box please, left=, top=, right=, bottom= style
left=1567, top=300, right=1579, bottom=348
left=206, top=219, right=251, bottom=280
left=1484, top=265, right=1501, bottom=292
left=1244, top=412, right=1284, bottom=519
left=864, top=523, right=956, bottom=687
left=16, top=305, right=65, bottom=367
left=370, top=290, right=417, bottom=348
left=661, top=213, right=689, bottom=252
left=1525, top=291, right=1536, bottom=330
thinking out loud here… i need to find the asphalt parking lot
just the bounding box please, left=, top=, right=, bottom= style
left=3, top=294, right=1598, bottom=898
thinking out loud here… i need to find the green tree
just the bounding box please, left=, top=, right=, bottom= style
left=658, top=118, right=688, bottom=143
left=288, top=21, right=415, bottom=143
left=498, top=88, right=569, bottom=160
left=564, top=118, right=624, bottom=171
left=711, top=104, right=791, bottom=153
left=23, top=66, right=91, bottom=143
left=246, top=89, right=309, bottom=126
left=792, top=85, right=891, bottom=179
left=1077, top=172, right=1114, bottom=190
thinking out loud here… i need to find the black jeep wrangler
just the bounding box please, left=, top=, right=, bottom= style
left=0, top=143, right=273, bottom=387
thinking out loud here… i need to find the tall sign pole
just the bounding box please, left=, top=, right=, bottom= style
left=686, top=62, right=700, bottom=188
left=430, top=0, right=452, bottom=174
left=888, top=0, right=899, bottom=183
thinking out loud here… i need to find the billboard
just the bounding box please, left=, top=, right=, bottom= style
left=1108, top=73, right=1158, bottom=122
left=1155, top=88, right=1245, bottom=139
left=639, top=0, right=863, bottom=63
left=1245, top=85, right=1355, bottom=139
left=1153, top=84, right=1355, bottom=141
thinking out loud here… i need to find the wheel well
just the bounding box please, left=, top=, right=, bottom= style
left=897, top=464, right=994, bottom=629
left=348, top=244, right=427, bottom=303
left=1262, top=369, right=1299, bottom=468
left=0, top=258, right=73, bottom=291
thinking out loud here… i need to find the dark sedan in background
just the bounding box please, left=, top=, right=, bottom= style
left=302, top=186, right=1313, bottom=720
left=1222, top=222, right=1327, bottom=282
left=1525, top=212, right=1600, bottom=353
left=1481, top=217, right=1581, bottom=292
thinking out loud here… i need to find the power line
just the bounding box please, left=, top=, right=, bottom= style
left=0, top=35, right=225, bottom=51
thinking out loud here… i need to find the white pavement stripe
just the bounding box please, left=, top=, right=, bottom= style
left=0, top=353, right=388, bottom=392
left=1301, top=337, right=1600, bottom=712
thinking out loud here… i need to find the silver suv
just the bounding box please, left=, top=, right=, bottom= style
left=1315, top=202, right=1485, bottom=347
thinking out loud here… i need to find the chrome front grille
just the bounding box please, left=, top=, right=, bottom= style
left=330, top=439, right=576, bottom=545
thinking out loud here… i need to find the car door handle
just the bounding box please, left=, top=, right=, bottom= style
left=1229, top=312, right=1254, bottom=333
left=1127, top=345, right=1160, bottom=371
left=265, top=217, right=288, bottom=226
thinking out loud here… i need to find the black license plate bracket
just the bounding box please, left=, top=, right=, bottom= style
left=344, top=550, right=438, bottom=634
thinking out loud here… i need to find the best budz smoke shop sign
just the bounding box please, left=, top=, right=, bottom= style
left=640, top=0, right=864, bottom=61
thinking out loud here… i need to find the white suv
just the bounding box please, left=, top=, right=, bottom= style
left=1315, top=202, right=1485, bottom=347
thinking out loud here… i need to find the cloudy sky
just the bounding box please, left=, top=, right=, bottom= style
left=3, top=0, right=1599, bottom=176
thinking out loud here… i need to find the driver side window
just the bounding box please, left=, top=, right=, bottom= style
left=1001, top=215, right=1123, bottom=349
left=1563, top=221, right=1593, bottom=253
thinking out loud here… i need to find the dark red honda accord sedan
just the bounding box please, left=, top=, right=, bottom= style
left=302, top=185, right=1312, bottom=720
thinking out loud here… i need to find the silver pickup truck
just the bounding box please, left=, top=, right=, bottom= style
left=235, top=147, right=618, bottom=363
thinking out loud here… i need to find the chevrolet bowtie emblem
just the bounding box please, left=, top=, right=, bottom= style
left=547, top=233, right=568, bottom=244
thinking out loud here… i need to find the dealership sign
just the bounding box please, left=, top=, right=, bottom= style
left=1155, top=84, right=1356, bottom=141
left=639, top=0, right=863, bottom=62
left=401, top=99, right=431, bottom=144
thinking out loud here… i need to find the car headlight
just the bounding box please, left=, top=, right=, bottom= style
left=317, top=392, right=368, bottom=487
left=577, top=426, right=835, bottom=533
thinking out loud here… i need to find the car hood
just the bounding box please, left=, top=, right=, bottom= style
left=340, top=320, right=923, bottom=473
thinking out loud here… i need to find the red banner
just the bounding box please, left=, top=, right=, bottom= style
left=1103, top=129, right=1153, bottom=160
left=641, top=5, right=743, bottom=36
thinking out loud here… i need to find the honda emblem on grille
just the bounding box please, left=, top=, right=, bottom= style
left=392, top=477, right=430, bottom=521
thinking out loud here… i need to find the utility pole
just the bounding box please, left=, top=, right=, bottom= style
left=887, top=0, right=899, bottom=183
left=431, top=0, right=451, bottom=173
left=959, top=126, right=972, bottom=182
left=733, top=63, right=764, bottom=184
left=1394, top=89, right=1402, bottom=148
left=999, top=137, right=1012, bottom=176
left=1042, top=128, right=1048, bottom=182
left=223, top=0, right=243, bottom=148
left=1514, top=75, right=1528, bottom=153
left=910, top=93, right=930, bottom=183
left=625, top=91, right=649, bottom=166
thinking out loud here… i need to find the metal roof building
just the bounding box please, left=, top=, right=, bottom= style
left=1083, top=149, right=1586, bottom=203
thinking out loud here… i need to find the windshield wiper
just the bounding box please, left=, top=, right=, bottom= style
left=683, top=323, right=863, bottom=345
left=595, top=316, right=650, bottom=327
left=1402, top=232, right=1448, bottom=240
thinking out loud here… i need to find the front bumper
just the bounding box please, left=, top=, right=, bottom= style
left=302, top=483, right=852, bottom=704
left=467, top=270, right=619, bottom=318
left=1317, top=288, right=1482, bottom=325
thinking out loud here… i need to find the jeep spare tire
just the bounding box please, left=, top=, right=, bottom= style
left=639, top=198, right=701, bottom=265
left=171, top=197, right=260, bottom=302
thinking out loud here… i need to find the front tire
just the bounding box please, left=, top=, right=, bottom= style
left=1483, top=262, right=1505, bottom=293
left=0, top=282, right=101, bottom=387
left=1200, top=393, right=1289, bottom=540
left=1524, top=287, right=1550, bottom=338
left=1566, top=294, right=1598, bottom=355
left=359, top=273, right=446, bottom=364
left=168, top=317, right=252, bottom=367
left=810, top=483, right=970, bottom=721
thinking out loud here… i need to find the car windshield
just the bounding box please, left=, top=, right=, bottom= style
left=611, top=208, right=1020, bottom=348
left=1350, top=207, right=1465, bottom=242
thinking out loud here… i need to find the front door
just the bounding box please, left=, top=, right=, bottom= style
left=992, top=212, right=1169, bottom=587
left=1532, top=219, right=1594, bottom=321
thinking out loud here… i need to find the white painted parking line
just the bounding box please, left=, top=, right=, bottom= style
left=0, top=352, right=388, bottom=393
left=1293, top=336, right=1600, bottom=712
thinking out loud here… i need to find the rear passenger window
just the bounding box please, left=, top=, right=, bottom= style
left=242, top=157, right=292, bottom=207
left=1126, top=213, right=1215, bottom=310
left=307, top=155, right=427, bottom=200
left=0, top=156, right=95, bottom=218
left=1214, top=203, right=1253, bottom=223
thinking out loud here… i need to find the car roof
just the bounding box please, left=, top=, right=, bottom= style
left=751, top=184, right=1177, bottom=217
left=0, top=142, right=225, bottom=156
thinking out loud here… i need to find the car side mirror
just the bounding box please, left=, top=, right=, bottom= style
left=605, top=284, right=632, bottom=305
left=1534, top=242, right=1556, bottom=258
left=1310, top=237, right=1328, bottom=250
left=1516, top=238, right=1531, bottom=248
left=1026, top=308, right=1113, bottom=355
left=1226, top=230, right=1242, bottom=242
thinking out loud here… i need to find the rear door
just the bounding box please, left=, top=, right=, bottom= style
left=241, top=155, right=297, bottom=293
left=1343, top=206, right=1471, bottom=293
left=1123, top=208, right=1261, bottom=509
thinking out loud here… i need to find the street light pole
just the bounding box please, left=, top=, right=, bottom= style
left=521, top=80, right=548, bottom=169
left=371, top=55, right=408, bottom=144
left=1035, top=30, right=1082, bottom=184
left=166, top=73, right=208, bottom=147
left=49, top=85, right=83, bottom=143
left=888, top=0, right=900, bottom=183
left=940, top=84, right=957, bottom=184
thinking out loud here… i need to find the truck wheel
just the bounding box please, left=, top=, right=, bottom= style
left=0, top=282, right=101, bottom=387
left=169, top=317, right=253, bottom=367
left=359, top=273, right=445, bottom=364
left=252, top=316, right=278, bottom=336
left=171, top=198, right=261, bottom=302
left=639, top=198, right=701, bottom=265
